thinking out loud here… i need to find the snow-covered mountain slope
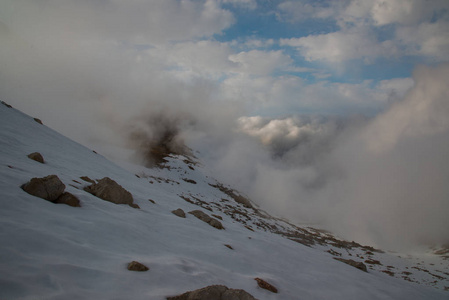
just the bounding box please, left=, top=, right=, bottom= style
left=0, top=101, right=448, bottom=300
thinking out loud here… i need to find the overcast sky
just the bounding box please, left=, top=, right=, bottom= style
left=2, top=0, right=448, bottom=122
left=1, top=0, right=449, bottom=250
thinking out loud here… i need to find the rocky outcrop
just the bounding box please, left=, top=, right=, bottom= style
left=84, top=177, right=136, bottom=207
left=27, top=152, right=45, bottom=163
left=166, top=285, right=256, bottom=300
left=188, top=210, right=224, bottom=230
left=55, top=192, right=81, bottom=207
left=127, top=261, right=149, bottom=271
left=22, top=175, right=65, bottom=201
left=33, top=118, right=43, bottom=125
left=254, top=278, right=278, bottom=293
left=80, top=176, right=95, bottom=184
left=172, top=208, right=186, bottom=218
left=334, top=258, right=367, bottom=272
left=21, top=175, right=81, bottom=207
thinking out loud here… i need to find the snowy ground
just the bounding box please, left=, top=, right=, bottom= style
left=0, top=101, right=448, bottom=299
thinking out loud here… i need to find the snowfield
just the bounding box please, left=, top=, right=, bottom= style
left=0, top=102, right=448, bottom=299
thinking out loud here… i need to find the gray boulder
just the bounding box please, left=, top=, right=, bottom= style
left=84, top=177, right=134, bottom=206
left=167, top=285, right=256, bottom=300
left=22, top=175, right=65, bottom=201
left=189, top=210, right=224, bottom=230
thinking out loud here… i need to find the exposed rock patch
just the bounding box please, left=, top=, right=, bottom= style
left=1, top=101, right=12, bottom=108
left=22, top=175, right=65, bottom=201
left=84, top=177, right=136, bottom=208
left=166, top=285, right=256, bottom=300
left=334, top=258, right=367, bottom=272
left=33, top=118, right=43, bottom=125
left=127, top=261, right=149, bottom=272
left=80, top=176, right=95, bottom=184
left=27, top=152, right=44, bottom=163
left=172, top=208, right=186, bottom=218
left=188, top=210, right=224, bottom=230
left=255, top=278, right=278, bottom=293
left=55, top=192, right=81, bottom=207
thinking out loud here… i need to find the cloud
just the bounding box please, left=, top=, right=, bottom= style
left=222, top=0, right=257, bottom=10
left=277, top=0, right=449, bottom=63
left=208, top=63, right=449, bottom=251
left=229, top=50, right=293, bottom=75
left=0, top=0, right=235, bottom=44
left=281, top=27, right=398, bottom=63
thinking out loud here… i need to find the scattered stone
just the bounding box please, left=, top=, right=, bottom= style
left=334, top=258, right=367, bottom=272
left=224, top=244, right=233, bottom=250
left=212, top=214, right=223, bottom=220
left=188, top=210, right=224, bottom=230
left=84, top=177, right=134, bottom=206
left=33, top=118, right=43, bottom=125
left=55, top=192, right=81, bottom=207
left=127, top=261, right=149, bottom=272
left=22, top=175, right=65, bottom=201
left=182, top=178, right=197, bottom=184
left=148, top=199, right=156, bottom=204
left=135, top=174, right=141, bottom=178
left=382, top=270, right=395, bottom=277
left=27, top=152, right=44, bottom=163
left=129, top=203, right=140, bottom=209
left=172, top=208, right=186, bottom=218
left=92, top=150, right=97, bottom=154
left=365, top=259, right=381, bottom=265
left=80, top=176, right=95, bottom=184
left=255, top=278, right=278, bottom=293
left=1, top=101, right=12, bottom=108
left=166, top=285, right=256, bottom=300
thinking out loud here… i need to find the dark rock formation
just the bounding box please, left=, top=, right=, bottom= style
left=22, top=175, right=65, bottom=201
left=84, top=177, right=135, bottom=207
left=1, top=101, right=12, bottom=108
left=127, top=261, right=149, bottom=272
left=334, top=258, right=367, bottom=272
left=33, top=118, right=43, bottom=125
left=27, top=152, right=44, bottom=163
left=80, top=176, right=95, bottom=184
left=188, top=210, right=224, bottom=230
left=172, top=208, right=186, bottom=218
left=55, top=192, right=81, bottom=207
left=254, top=278, right=278, bottom=293
left=166, top=285, right=256, bottom=300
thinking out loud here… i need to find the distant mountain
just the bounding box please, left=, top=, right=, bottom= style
left=0, top=100, right=447, bottom=299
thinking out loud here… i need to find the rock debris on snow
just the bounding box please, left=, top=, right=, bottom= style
left=188, top=210, right=224, bottom=230
left=166, top=285, right=256, bottom=300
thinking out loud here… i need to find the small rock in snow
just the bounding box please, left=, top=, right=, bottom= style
left=127, top=261, right=149, bottom=272
left=172, top=208, right=186, bottom=218
left=189, top=210, right=224, bottom=230
left=255, top=278, right=278, bottom=293
left=27, top=152, right=44, bottom=164
left=166, top=284, right=256, bottom=300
